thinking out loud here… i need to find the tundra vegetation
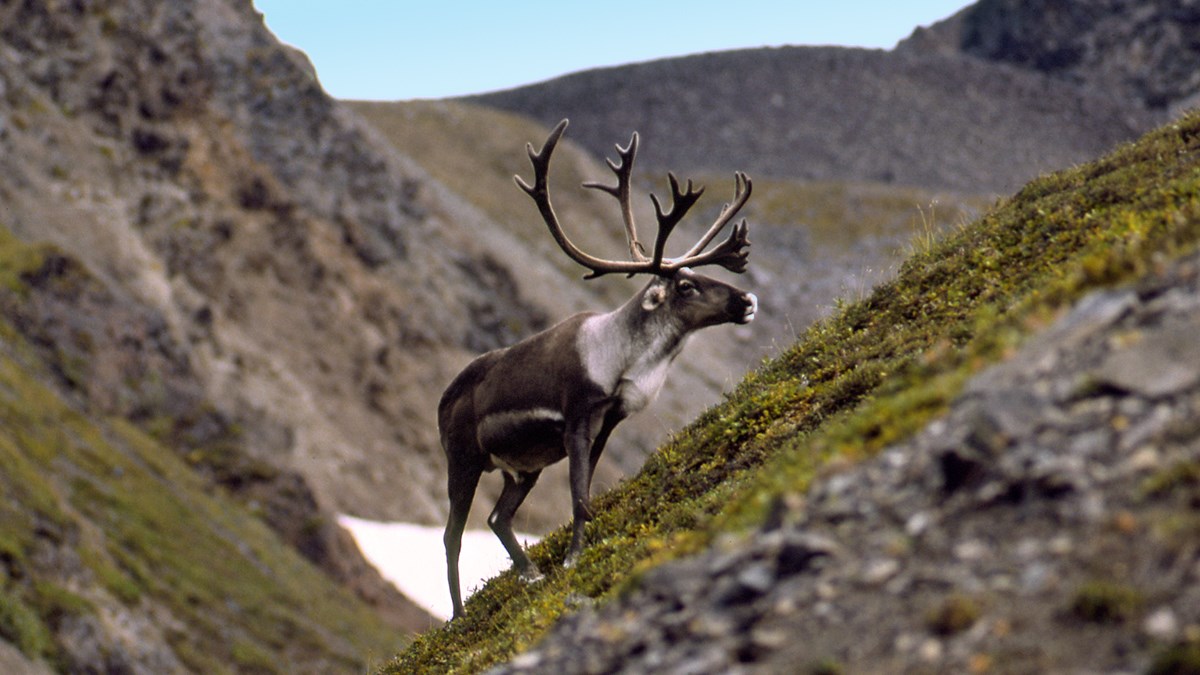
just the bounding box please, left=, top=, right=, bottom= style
left=0, top=229, right=402, bottom=672
left=387, top=111, right=1200, bottom=673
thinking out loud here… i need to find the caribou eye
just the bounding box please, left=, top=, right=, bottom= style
left=677, top=279, right=697, bottom=296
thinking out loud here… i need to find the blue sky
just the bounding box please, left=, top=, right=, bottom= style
left=252, top=1, right=972, bottom=101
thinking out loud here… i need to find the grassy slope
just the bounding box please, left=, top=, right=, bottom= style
left=388, top=110, right=1200, bottom=673
left=0, top=231, right=401, bottom=672
left=348, top=99, right=986, bottom=259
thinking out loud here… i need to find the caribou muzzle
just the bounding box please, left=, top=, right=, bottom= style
left=734, top=292, right=758, bottom=325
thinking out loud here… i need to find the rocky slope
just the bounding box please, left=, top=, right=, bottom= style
left=0, top=0, right=531, bottom=531
left=488, top=249, right=1200, bottom=674
left=1, top=0, right=513, bottom=665
left=0, top=0, right=535, bottom=661
left=0, top=317, right=408, bottom=673
left=467, top=45, right=1157, bottom=194
left=898, top=0, right=1200, bottom=115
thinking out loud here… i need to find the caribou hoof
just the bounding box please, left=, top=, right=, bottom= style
left=563, top=551, right=580, bottom=568
left=519, top=567, right=544, bottom=584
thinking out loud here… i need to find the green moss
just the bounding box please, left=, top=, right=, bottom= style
left=1141, top=461, right=1200, bottom=502
left=86, top=553, right=142, bottom=605
left=29, top=582, right=93, bottom=627
left=231, top=638, right=281, bottom=674
left=807, top=658, right=847, bottom=675
left=0, top=311, right=401, bottom=669
left=1069, top=580, right=1143, bottom=624
left=0, top=227, right=52, bottom=295
left=1150, top=512, right=1200, bottom=550
left=1148, top=638, right=1200, bottom=675
left=926, top=593, right=982, bottom=636
left=0, top=589, right=52, bottom=659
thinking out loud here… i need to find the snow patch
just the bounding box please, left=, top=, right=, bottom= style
left=338, top=515, right=540, bottom=621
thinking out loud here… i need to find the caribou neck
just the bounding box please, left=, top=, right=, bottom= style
left=624, top=283, right=689, bottom=352
left=578, top=283, right=689, bottom=398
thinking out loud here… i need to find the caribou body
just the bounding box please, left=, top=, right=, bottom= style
left=439, top=120, right=756, bottom=619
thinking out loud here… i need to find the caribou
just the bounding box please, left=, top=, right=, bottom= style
left=438, top=119, right=757, bottom=619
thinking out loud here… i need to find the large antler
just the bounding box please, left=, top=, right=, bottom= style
left=582, top=131, right=647, bottom=262
left=515, top=119, right=752, bottom=279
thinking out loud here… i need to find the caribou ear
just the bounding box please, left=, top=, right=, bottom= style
left=641, top=280, right=668, bottom=311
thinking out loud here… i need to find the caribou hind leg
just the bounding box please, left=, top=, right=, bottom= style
left=488, top=469, right=543, bottom=582
left=444, top=454, right=482, bottom=619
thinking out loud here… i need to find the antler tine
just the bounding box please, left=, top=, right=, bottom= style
left=678, top=171, right=753, bottom=260
left=513, top=118, right=568, bottom=197
left=676, top=218, right=751, bottom=274
left=516, top=121, right=752, bottom=279
left=648, top=173, right=705, bottom=273
left=582, top=132, right=648, bottom=262
left=515, top=119, right=650, bottom=279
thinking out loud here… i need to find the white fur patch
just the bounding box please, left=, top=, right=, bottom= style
left=578, top=313, right=684, bottom=414
left=617, top=349, right=676, bottom=413
left=479, top=407, right=564, bottom=446
left=578, top=314, right=624, bottom=391
left=742, top=292, right=759, bottom=323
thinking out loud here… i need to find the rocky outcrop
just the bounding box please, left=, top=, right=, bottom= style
left=1, top=0, right=542, bottom=528
left=488, top=251, right=1200, bottom=673
left=0, top=0, right=519, bottom=639
left=0, top=237, right=435, bottom=638
left=898, top=0, right=1200, bottom=115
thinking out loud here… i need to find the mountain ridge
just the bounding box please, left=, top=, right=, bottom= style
left=466, top=44, right=1158, bottom=194
left=897, top=0, right=1200, bottom=115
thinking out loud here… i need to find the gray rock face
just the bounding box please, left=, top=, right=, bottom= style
left=1095, top=318, right=1200, bottom=397
left=0, top=640, right=51, bottom=675
left=488, top=253, right=1200, bottom=673
left=0, top=0, right=498, bottom=644
left=0, top=0, right=547, bottom=528
left=899, top=0, right=1200, bottom=115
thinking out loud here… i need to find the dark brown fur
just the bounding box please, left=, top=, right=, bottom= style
left=440, top=273, right=755, bottom=619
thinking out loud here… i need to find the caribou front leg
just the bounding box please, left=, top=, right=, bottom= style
left=563, top=405, right=612, bottom=567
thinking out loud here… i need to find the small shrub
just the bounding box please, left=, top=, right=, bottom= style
left=1141, top=461, right=1200, bottom=503
left=808, top=657, right=846, bottom=675
left=30, top=581, right=93, bottom=626
left=1069, top=580, right=1142, bottom=623
left=927, top=593, right=981, bottom=635
left=0, top=589, right=52, bottom=658
left=231, top=639, right=279, bottom=674
left=1148, top=638, right=1200, bottom=675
